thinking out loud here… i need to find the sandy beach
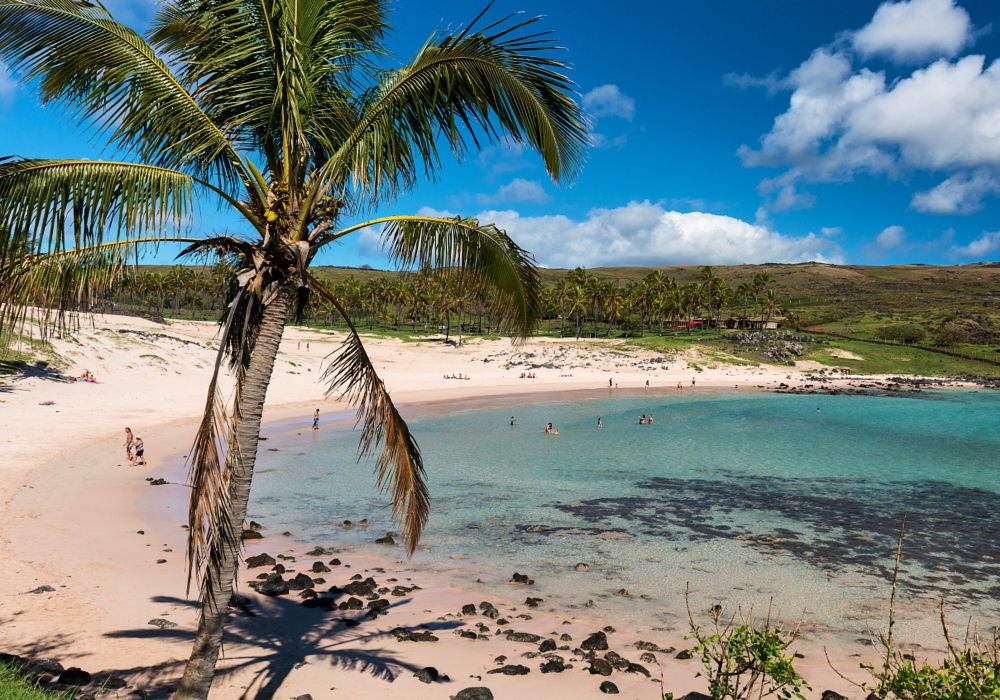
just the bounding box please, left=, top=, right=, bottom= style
left=1, top=313, right=947, bottom=699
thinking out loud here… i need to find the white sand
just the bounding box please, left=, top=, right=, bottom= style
left=0, top=314, right=919, bottom=698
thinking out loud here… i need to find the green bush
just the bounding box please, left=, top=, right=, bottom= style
left=0, top=664, right=77, bottom=700
left=876, top=323, right=928, bottom=344
left=934, top=324, right=970, bottom=346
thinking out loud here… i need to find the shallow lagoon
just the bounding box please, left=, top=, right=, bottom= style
left=250, top=389, right=1000, bottom=646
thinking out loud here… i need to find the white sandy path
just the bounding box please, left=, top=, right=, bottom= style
left=0, top=314, right=885, bottom=699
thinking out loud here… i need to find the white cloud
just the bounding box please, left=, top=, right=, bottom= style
left=911, top=170, right=1000, bottom=213
left=582, top=85, right=635, bottom=122
left=476, top=178, right=549, bottom=205
left=876, top=225, right=907, bottom=249
left=951, top=230, right=1000, bottom=257
left=591, top=133, right=628, bottom=150
left=821, top=226, right=843, bottom=236
left=0, top=62, right=16, bottom=102
left=851, top=0, right=974, bottom=64
left=454, top=201, right=842, bottom=267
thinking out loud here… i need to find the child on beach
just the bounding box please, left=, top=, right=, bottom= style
left=131, top=437, right=146, bottom=467
left=313, top=409, right=320, bottom=430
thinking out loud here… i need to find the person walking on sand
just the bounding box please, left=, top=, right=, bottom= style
left=645, top=379, right=649, bottom=389
left=313, top=409, right=320, bottom=430
left=609, top=378, right=612, bottom=388
left=131, top=436, right=146, bottom=467
left=124, top=427, right=134, bottom=461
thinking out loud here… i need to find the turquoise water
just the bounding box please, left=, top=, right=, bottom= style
left=250, top=389, right=1000, bottom=644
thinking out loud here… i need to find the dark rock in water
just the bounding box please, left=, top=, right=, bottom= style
left=462, top=604, right=477, bottom=616
left=328, top=558, right=341, bottom=566
left=581, top=631, right=609, bottom=651
left=101, top=676, right=128, bottom=690
left=22, top=659, right=64, bottom=678
left=26, top=585, right=55, bottom=594
left=358, top=519, right=370, bottom=527
left=255, top=574, right=290, bottom=597
left=375, top=533, right=395, bottom=545
left=822, top=692, right=849, bottom=700
left=311, top=561, right=330, bottom=573
left=292, top=573, right=314, bottom=589
left=679, top=693, right=712, bottom=700
left=599, top=680, right=619, bottom=694
left=635, top=640, right=673, bottom=653
left=676, top=649, right=693, bottom=659
left=487, top=664, right=530, bottom=676
left=272, top=564, right=286, bottom=574
left=588, top=658, right=613, bottom=676
left=414, top=667, right=439, bottom=683
left=246, top=553, right=275, bottom=569
left=506, top=631, right=541, bottom=644
left=509, top=572, right=534, bottom=585
left=241, top=530, right=263, bottom=540
left=575, top=562, right=591, bottom=571
left=368, top=599, right=390, bottom=612
left=57, top=668, right=91, bottom=686
left=148, top=618, right=178, bottom=629
left=452, top=689, right=494, bottom=700
left=248, top=521, right=262, bottom=530
left=539, top=659, right=565, bottom=673
left=306, top=547, right=326, bottom=556
left=524, top=597, right=542, bottom=608
left=282, top=531, right=292, bottom=536
left=538, top=639, right=557, bottom=653
left=342, top=520, right=353, bottom=529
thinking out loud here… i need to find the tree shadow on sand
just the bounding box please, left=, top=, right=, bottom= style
left=105, top=592, right=464, bottom=699
left=2, top=360, right=70, bottom=383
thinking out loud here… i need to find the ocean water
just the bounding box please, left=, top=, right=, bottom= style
left=250, top=389, right=1000, bottom=646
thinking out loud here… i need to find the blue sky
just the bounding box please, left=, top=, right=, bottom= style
left=4, top=0, right=1000, bottom=267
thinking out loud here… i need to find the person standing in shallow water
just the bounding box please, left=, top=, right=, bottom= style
left=312, top=409, right=320, bottom=430
left=510, top=416, right=516, bottom=427
left=597, top=417, right=603, bottom=429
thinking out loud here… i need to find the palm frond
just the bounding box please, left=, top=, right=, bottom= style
left=0, top=0, right=247, bottom=190
left=323, top=214, right=542, bottom=341
left=0, top=159, right=194, bottom=256
left=321, top=10, right=587, bottom=206
left=150, top=0, right=389, bottom=185
left=311, top=275, right=428, bottom=555
left=184, top=286, right=244, bottom=604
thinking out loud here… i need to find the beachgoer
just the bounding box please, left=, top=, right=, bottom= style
left=306, top=342, right=310, bottom=352
left=816, top=408, right=821, bottom=412
left=124, top=427, right=134, bottom=461
left=313, top=409, right=320, bottom=430
left=132, top=437, right=145, bottom=467
left=510, top=416, right=516, bottom=426
left=615, top=383, right=618, bottom=389
left=645, top=379, right=649, bottom=389
left=677, top=382, right=682, bottom=390
left=691, top=377, right=696, bottom=387
left=553, top=428, right=559, bottom=435
left=639, top=414, right=645, bottom=425
left=609, top=378, right=613, bottom=388
left=597, top=417, right=603, bottom=428
left=545, top=422, right=552, bottom=434
left=297, top=341, right=300, bottom=350
left=649, top=414, right=654, bottom=425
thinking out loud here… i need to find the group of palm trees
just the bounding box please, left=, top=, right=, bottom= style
left=114, top=264, right=784, bottom=342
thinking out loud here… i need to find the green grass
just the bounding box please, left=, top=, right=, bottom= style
left=0, top=665, right=77, bottom=700
left=803, top=337, right=1000, bottom=377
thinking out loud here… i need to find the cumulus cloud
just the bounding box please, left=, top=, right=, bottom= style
left=821, top=226, right=843, bottom=236
left=951, top=230, right=1000, bottom=257
left=876, top=225, right=907, bottom=249
left=582, top=84, right=635, bottom=121
left=851, top=0, right=974, bottom=64
left=476, top=178, right=549, bottom=205
left=737, top=0, right=1000, bottom=216
left=433, top=201, right=843, bottom=267
left=911, top=171, right=1000, bottom=214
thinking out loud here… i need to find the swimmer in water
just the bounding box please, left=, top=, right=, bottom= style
left=648, top=414, right=654, bottom=425
left=597, top=417, right=603, bottom=428
left=639, top=414, right=645, bottom=425
left=545, top=422, right=552, bottom=434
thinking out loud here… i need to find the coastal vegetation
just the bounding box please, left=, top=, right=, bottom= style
left=0, top=0, right=586, bottom=697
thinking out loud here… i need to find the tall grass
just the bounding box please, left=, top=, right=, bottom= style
left=0, top=664, right=76, bottom=700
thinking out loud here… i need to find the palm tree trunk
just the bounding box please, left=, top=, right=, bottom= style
left=173, top=291, right=288, bottom=700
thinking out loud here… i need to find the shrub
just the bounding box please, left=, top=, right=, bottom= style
left=683, top=586, right=810, bottom=700
left=934, top=324, right=970, bottom=346
left=876, top=323, right=927, bottom=344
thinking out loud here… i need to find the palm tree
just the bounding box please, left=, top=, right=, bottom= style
left=735, top=281, right=754, bottom=328
left=759, top=289, right=781, bottom=329
left=564, top=284, right=587, bottom=339
left=0, top=3, right=586, bottom=698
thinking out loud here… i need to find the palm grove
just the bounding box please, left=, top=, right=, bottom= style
left=0, top=1, right=588, bottom=698
left=112, top=264, right=784, bottom=340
